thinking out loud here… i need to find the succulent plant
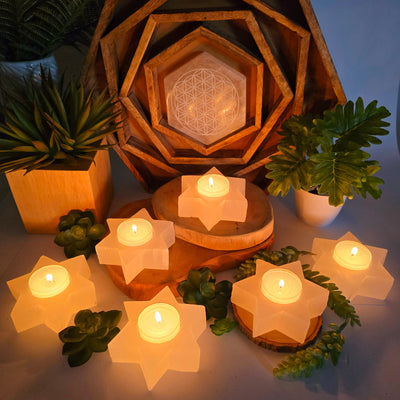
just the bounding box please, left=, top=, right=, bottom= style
left=210, top=318, right=237, bottom=336
left=54, top=209, right=106, bottom=259
left=0, top=68, right=118, bottom=173
left=177, top=267, right=233, bottom=335
left=59, top=309, right=121, bottom=367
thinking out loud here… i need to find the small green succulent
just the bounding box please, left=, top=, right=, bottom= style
left=59, top=309, right=121, bottom=367
left=54, top=209, right=106, bottom=259
left=0, top=68, right=118, bottom=173
left=178, top=268, right=232, bottom=320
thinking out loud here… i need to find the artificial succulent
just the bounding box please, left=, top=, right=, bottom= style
left=54, top=209, right=106, bottom=259
left=59, top=309, right=121, bottom=367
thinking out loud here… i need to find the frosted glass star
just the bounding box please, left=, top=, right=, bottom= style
left=178, top=167, right=248, bottom=230
left=7, top=255, right=96, bottom=333
left=95, top=208, right=175, bottom=284
left=312, top=232, right=394, bottom=301
left=108, top=287, right=206, bottom=390
left=231, top=260, right=328, bottom=343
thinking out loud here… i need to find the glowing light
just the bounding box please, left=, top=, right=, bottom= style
left=155, top=311, right=162, bottom=323
left=46, top=274, right=54, bottom=283
left=279, top=279, right=285, bottom=289
left=132, top=224, right=137, bottom=234
left=351, top=247, right=358, bottom=256
left=209, top=177, right=214, bottom=188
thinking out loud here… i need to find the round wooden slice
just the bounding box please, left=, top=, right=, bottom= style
left=152, top=177, right=274, bottom=251
left=232, top=304, right=322, bottom=353
left=106, top=198, right=274, bottom=300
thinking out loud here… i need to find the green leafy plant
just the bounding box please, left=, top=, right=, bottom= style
left=177, top=268, right=234, bottom=335
left=273, top=323, right=345, bottom=378
left=266, top=98, right=390, bottom=206
left=0, top=0, right=104, bottom=61
left=210, top=318, right=237, bottom=336
left=59, top=309, right=121, bottom=367
left=0, top=69, right=118, bottom=173
left=54, top=209, right=106, bottom=259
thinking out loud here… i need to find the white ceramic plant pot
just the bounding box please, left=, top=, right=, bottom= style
left=0, top=54, right=58, bottom=84
left=294, top=189, right=345, bottom=227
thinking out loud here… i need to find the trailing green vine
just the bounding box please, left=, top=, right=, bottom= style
left=273, top=323, right=345, bottom=378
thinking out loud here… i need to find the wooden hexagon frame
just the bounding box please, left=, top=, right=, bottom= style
left=143, top=25, right=264, bottom=157
left=82, top=0, right=346, bottom=190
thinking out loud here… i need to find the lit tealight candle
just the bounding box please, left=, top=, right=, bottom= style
left=261, top=268, right=302, bottom=304
left=117, top=218, right=153, bottom=247
left=197, top=174, right=230, bottom=198
left=138, top=303, right=181, bottom=344
left=333, top=240, right=372, bottom=271
left=28, top=265, right=70, bottom=298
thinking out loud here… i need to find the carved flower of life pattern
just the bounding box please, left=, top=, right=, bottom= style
left=170, top=68, right=240, bottom=145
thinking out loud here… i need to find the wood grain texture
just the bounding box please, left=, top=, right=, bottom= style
left=82, top=0, right=346, bottom=191
left=105, top=198, right=274, bottom=300
left=233, top=304, right=322, bottom=352
left=6, top=150, right=113, bottom=233
left=152, top=177, right=274, bottom=250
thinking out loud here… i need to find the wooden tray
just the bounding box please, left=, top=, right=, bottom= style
left=152, top=177, right=274, bottom=251
left=106, top=198, right=274, bottom=300
left=232, top=304, right=322, bottom=352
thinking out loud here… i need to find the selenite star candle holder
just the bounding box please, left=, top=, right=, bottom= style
left=95, top=208, right=175, bottom=284
left=7, top=255, right=97, bottom=333
left=312, top=232, right=394, bottom=301
left=231, top=260, right=329, bottom=344
left=178, top=167, right=248, bottom=230
left=108, top=287, right=206, bottom=390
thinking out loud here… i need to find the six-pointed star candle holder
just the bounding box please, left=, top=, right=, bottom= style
left=108, top=287, right=206, bottom=390
left=312, top=232, right=394, bottom=301
left=178, top=167, right=248, bottom=230
left=231, top=260, right=328, bottom=346
left=95, top=208, right=175, bottom=284
left=7, top=255, right=97, bottom=333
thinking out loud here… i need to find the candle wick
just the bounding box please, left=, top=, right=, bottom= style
left=132, top=224, right=137, bottom=234
left=279, top=279, right=285, bottom=289
left=46, top=274, right=54, bottom=283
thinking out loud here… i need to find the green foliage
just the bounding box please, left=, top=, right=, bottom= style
left=273, top=323, right=345, bottom=378
left=0, top=0, right=104, bottom=61
left=59, top=309, right=121, bottom=367
left=235, top=246, right=312, bottom=281
left=210, top=318, right=237, bottom=336
left=54, top=209, right=106, bottom=259
left=266, top=98, right=390, bottom=206
left=177, top=268, right=234, bottom=335
left=0, top=69, right=118, bottom=173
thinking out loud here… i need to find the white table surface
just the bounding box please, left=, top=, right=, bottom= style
left=1, top=1, right=399, bottom=399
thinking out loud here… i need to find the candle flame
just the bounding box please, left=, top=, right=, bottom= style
left=155, top=311, right=162, bottom=323
left=279, top=279, right=285, bottom=289
left=46, top=273, right=54, bottom=283
left=132, top=224, right=137, bottom=234
left=208, top=176, right=214, bottom=188
left=351, top=246, right=358, bottom=256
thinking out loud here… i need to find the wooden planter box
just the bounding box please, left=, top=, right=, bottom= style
left=6, top=150, right=113, bottom=233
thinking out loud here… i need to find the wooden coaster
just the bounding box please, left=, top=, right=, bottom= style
left=232, top=304, right=322, bottom=353
left=106, top=198, right=274, bottom=300
left=152, top=177, right=274, bottom=251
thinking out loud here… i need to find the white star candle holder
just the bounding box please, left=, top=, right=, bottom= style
left=312, top=232, right=394, bottom=301
left=108, top=287, right=206, bottom=390
left=95, top=208, right=175, bottom=284
left=231, top=260, right=329, bottom=344
left=178, top=167, right=248, bottom=230
left=7, top=255, right=97, bottom=333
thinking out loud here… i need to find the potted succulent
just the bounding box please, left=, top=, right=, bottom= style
left=0, top=0, right=104, bottom=84
left=265, top=98, right=390, bottom=226
left=0, top=69, right=118, bottom=233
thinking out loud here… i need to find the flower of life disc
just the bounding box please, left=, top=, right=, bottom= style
left=165, top=53, right=246, bottom=146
